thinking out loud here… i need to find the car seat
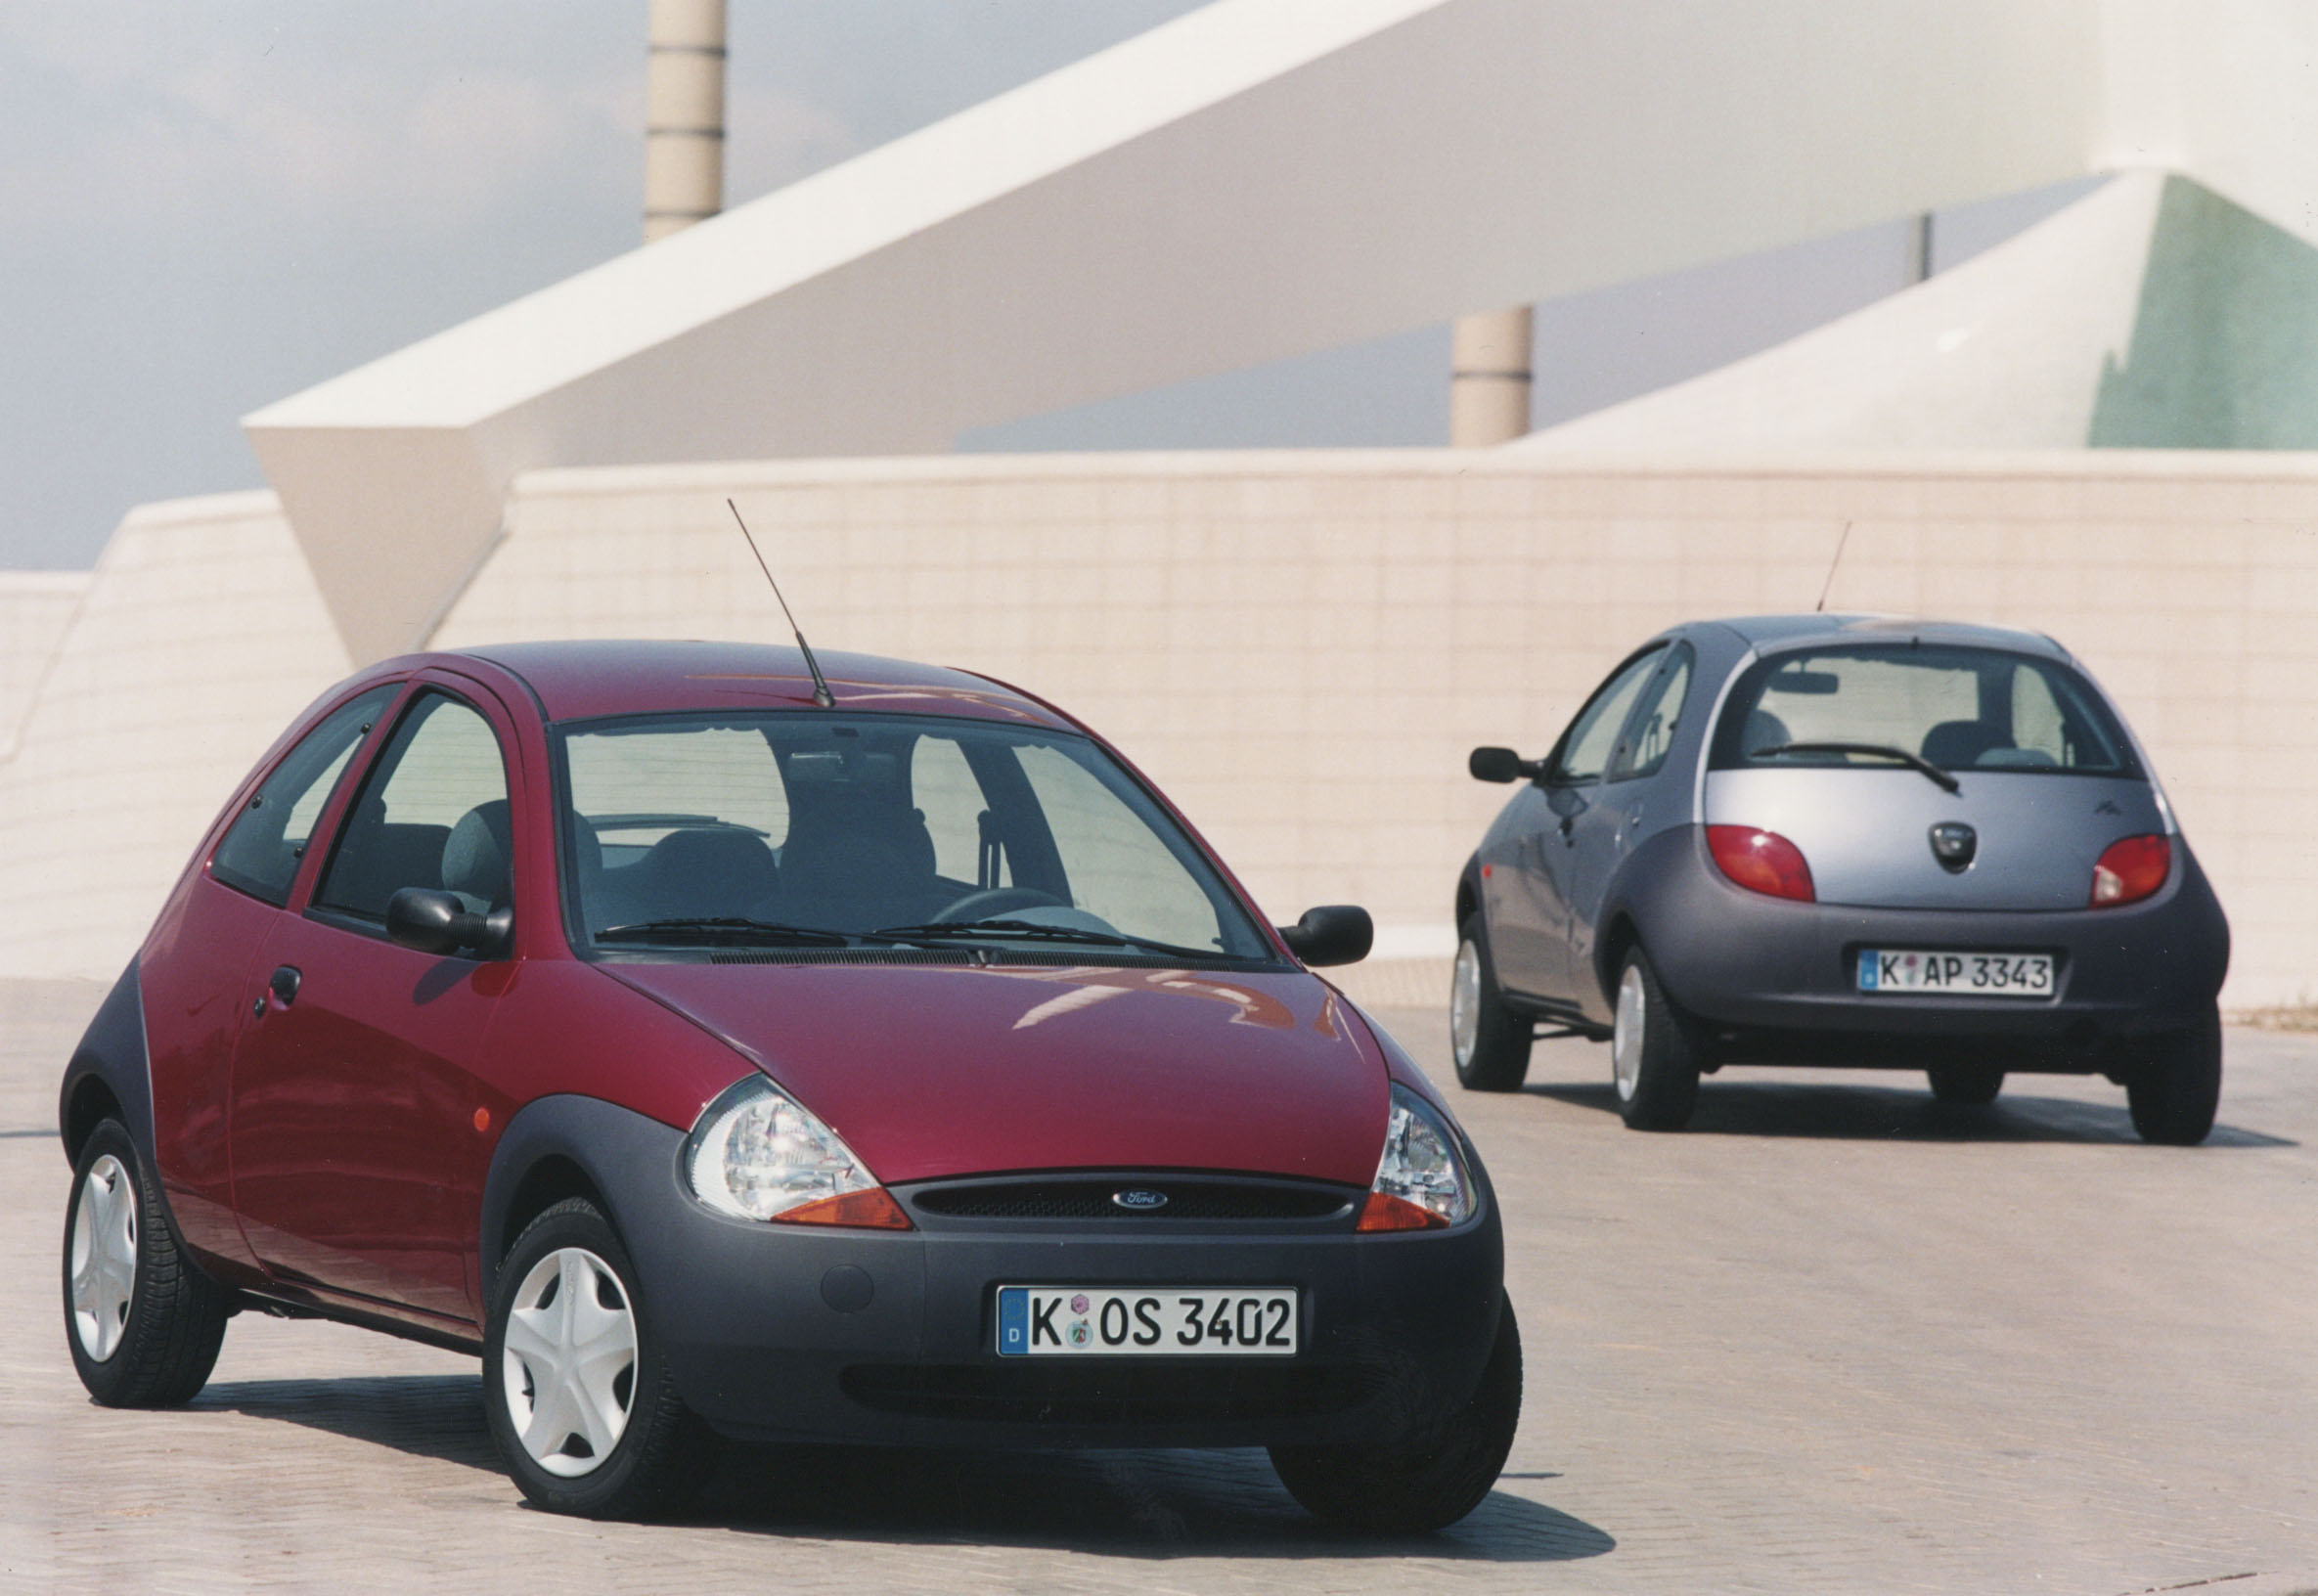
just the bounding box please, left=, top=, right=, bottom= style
left=636, top=828, right=780, bottom=922
left=1920, top=721, right=2011, bottom=770
left=442, top=800, right=515, bottom=914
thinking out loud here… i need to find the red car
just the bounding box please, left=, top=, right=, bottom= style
left=58, top=641, right=1518, bottom=1529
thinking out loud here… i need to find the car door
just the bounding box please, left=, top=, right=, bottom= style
left=228, top=678, right=521, bottom=1329
left=1566, top=643, right=1695, bottom=1001
left=1492, top=644, right=1667, bottom=1003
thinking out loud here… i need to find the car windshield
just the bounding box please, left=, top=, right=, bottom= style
left=553, top=711, right=1274, bottom=962
left=1708, top=643, right=2141, bottom=778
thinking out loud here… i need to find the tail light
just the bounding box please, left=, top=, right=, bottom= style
left=2090, top=834, right=2170, bottom=908
left=1707, top=825, right=1815, bottom=903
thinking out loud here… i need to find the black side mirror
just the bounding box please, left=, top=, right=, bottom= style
left=1469, top=746, right=1541, bottom=784
left=1277, top=905, right=1373, bottom=968
left=386, top=887, right=513, bottom=960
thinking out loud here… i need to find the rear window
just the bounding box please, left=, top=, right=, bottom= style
left=1709, top=644, right=2140, bottom=778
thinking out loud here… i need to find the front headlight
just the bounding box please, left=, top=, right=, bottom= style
left=1358, top=1084, right=1474, bottom=1231
left=684, top=1076, right=909, bottom=1228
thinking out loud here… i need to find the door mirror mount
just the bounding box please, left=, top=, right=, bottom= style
left=386, top=887, right=513, bottom=960
left=1277, top=905, right=1374, bottom=968
left=1469, top=746, right=1543, bottom=784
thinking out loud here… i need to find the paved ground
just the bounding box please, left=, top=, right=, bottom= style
left=3, top=975, right=2315, bottom=1594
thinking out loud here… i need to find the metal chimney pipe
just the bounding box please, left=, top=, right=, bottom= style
left=645, top=0, right=727, bottom=243
left=1449, top=306, right=1533, bottom=447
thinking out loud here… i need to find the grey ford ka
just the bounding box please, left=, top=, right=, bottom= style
left=1450, top=616, right=2230, bottom=1144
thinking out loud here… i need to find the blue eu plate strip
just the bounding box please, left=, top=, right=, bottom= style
left=1857, top=950, right=1879, bottom=990
left=997, top=1287, right=1028, bottom=1356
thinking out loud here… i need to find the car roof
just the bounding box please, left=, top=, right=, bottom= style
left=1707, top=614, right=2072, bottom=660
left=445, top=639, right=1077, bottom=730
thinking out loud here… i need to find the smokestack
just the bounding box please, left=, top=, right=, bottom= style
left=645, top=0, right=727, bottom=242
left=1449, top=306, right=1533, bottom=447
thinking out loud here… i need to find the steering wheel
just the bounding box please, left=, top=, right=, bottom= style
left=931, top=886, right=1065, bottom=923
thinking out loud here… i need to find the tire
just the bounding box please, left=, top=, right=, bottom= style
left=2125, top=1006, right=2222, bottom=1147
left=1927, top=1065, right=2005, bottom=1106
left=63, top=1120, right=230, bottom=1407
left=1451, top=912, right=1532, bottom=1091
left=483, top=1197, right=718, bottom=1519
left=1270, top=1297, right=1523, bottom=1535
left=1610, top=948, right=1703, bottom=1130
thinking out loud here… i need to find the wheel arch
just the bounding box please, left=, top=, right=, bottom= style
left=57, top=960, right=155, bottom=1171
left=1454, top=853, right=1483, bottom=933
left=479, top=1093, right=687, bottom=1306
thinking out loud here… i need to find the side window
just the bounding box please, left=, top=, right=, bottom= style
left=315, top=693, right=512, bottom=922
left=1549, top=647, right=1666, bottom=784
left=210, top=687, right=398, bottom=907
left=1610, top=646, right=1695, bottom=781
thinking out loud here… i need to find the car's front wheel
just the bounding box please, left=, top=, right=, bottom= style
left=1451, top=913, right=1532, bottom=1091
left=2125, top=1006, right=2222, bottom=1146
left=1610, top=948, right=1703, bottom=1130
left=63, top=1120, right=231, bottom=1407
left=1270, top=1298, right=1522, bottom=1534
left=484, top=1198, right=718, bottom=1518
left=1927, top=1064, right=2005, bottom=1106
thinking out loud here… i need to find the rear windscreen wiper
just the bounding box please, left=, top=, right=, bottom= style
left=595, top=917, right=857, bottom=947
left=869, top=919, right=1226, bottom=961
left=1750, top=741, right=1961, bottom=794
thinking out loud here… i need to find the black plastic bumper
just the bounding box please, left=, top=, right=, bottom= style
left=486, top=1096, right=1505, bottom=1450
left=1610, top=826, right=2231, bottom=1062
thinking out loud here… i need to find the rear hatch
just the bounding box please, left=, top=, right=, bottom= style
left=1705, top=638, right=2165, bottom=911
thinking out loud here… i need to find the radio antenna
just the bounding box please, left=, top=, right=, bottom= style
left=728, top=497, right=834, bottom=708
left=1814, top=520, right=1853, bottom=613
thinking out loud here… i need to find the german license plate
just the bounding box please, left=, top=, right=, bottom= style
left=1857, top=950, right=2053, bottom=997
left=995, top=1287, right=1298, bottom=1356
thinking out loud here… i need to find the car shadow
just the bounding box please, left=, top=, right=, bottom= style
left=198, top=1374, right=1612, bottom=1563
left=1525, top=1078, right=2295, bottom=1147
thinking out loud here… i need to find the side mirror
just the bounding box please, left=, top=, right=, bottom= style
left=1469, top=746, right=1541, bottom=784
left=386, top=887, right=513, bottom=960
left=1277, top=905, right=1373, bottom=968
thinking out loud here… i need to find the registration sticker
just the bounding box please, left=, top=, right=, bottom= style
left=996, top=1287, right=1298, bottom=1356
left=1857, top=950, right=2054, bottom=997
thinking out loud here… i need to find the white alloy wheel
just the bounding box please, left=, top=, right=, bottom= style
left=501, top=1247, right=640, bottom=1479
left=1612, top=963, right=1647, bottom=1102
left=1450, top=939, right=1484, bottom=1067
left=68, top=1153, right=138, bottom=1362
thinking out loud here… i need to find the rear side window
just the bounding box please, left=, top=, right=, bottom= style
left=1611, top=646, right=1694, bottom=781
left=210, top=687, right=397, bottom=907
left=316, top=692, right=512, bottom=921
left=1549, top=646, right=1666, bottom=784
left=1709, top=644, right=2139, bottom=777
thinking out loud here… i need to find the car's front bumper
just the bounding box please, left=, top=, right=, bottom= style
left=1610, top=826, right=2231, bottom=1064
left=493, top=1098, right=1506, bottom=1450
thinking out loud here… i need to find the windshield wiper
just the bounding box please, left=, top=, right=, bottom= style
left=1750, top=741, right=1961, bottom=794
left=869, top=919, right=1227, bottom=961
left=595, top=917, right=857, bottom=947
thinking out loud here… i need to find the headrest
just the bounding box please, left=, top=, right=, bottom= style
left=1920, top=720, right=2009, bottom=770
left=1740, top=708, right=1792, bottom=755
left=641, top=828, right=780, bottom=898
left=441, top=800, right=514, bottom=909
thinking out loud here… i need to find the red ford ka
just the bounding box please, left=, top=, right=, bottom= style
left=58, top=641, right=1518, bottom=1529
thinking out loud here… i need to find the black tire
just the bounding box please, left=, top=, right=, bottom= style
left=1927, top=1064, right=2005, bottom=1106
left=483, top=1197, right=718, bottom=1519
left=63, top=1120, right=230, bottom=1407
left=1610, top=948, right=1703, bottom=1130
left=1270, top=1298, right=1523, bottom=1535
left=2125, top=1006, right=2222, bottom=1146
left=1451, top=912, right=1532, bottom=1091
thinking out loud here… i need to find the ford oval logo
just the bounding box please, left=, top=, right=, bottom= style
left=1112, top=1188, right=1170, bottom=1212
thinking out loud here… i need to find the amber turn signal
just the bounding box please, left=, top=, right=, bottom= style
left=1355, top=1191, right=1449, bottom=1232
left=773, top=1186, right=914, bottom=1230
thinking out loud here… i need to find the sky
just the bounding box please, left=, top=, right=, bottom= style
left=0, top=2, right=2088, bottom=571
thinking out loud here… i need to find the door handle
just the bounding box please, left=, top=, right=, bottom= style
left=268, top=965, right=302, bottom=1007
left=1557, top=813, right=1577, bottom=843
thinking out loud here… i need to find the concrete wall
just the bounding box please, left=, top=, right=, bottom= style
left=0, top=572, right=89, bottom=761
left=5, top=449, right=2313, bottom=1012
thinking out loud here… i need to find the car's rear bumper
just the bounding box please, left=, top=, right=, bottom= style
left=490, top=1098, right=1506, bottom=1450
left=1612, top=826, right=2231, bottom=1062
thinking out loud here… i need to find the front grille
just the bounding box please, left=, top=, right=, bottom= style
left=840, top=1360, right=1387, bottom=1425
left=908, top=1177, right=1357, bottom=1222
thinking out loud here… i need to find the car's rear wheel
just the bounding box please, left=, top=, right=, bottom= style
left=1611, top=948, right=1702, bottom=1130
left=2125, top=1006, right=2222, bottom=1146
left=1927, top=1064, right=2005, bottom=1106
left=1451, top=912, right=1532, bottom=1091
left=484, top=1198, right=717, bottom=1519
left=63, top=1120, right=230, bottom=1407
left=1270, top=1297, right=1522, bottom=1534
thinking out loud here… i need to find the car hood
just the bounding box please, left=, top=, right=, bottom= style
left=605, top=959, right=1391, bottom=1186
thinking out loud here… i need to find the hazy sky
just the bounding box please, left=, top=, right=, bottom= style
left=0, top=2, right=2085, bottom=570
